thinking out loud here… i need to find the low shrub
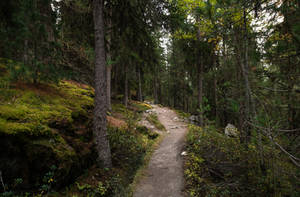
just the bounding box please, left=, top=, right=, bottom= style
left=184, top=125, right=299, bottom=197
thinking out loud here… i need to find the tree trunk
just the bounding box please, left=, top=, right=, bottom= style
left=106, top=9, right=112, bottom=112
left=113, top=62, right=118, bottom=97
left=93, top=0, right=112, bottom=168
left=235, top=35, right=250, bottom=142
left=154, top=65, right=159, bottom=104
left=137, top=65, right=143, bottom=101
left=197, top=27, right=204, bottom=126
left=23, top=39, right=29, bottom=65
left=107, top=65, right=112, bottom=111
left=158, top=77, right=162, bottom=104
left=242, top=9, right=254, bottom=142
left=198, top=59, right=204, bottom=126
left=124, top=63, right=129, bottom=107
left=154, top=78, right=158, bottom=104
left=167, top=66, right=171, bottom=106
left=212, top=50, right=218, bottom=124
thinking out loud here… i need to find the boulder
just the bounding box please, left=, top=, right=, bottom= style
left=224, top=123, right=239, bottom=137
left=189, top=115, right=199, bottom=124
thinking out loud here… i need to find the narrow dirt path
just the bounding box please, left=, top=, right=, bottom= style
left=134, top=105, right=188, bottom=197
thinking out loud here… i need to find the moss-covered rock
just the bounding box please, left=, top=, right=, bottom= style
left=0, top=61, right=160, bottom=195
left=0, top=77, right=95, bottom=191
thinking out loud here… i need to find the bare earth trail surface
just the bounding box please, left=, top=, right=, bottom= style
left=134, top=105, right=188, bottom=197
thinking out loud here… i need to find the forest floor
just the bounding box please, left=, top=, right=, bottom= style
left=133, top=104, right=188, bottom=197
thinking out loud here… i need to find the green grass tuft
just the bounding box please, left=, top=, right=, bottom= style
left=146, top=114, right=166, bottom=131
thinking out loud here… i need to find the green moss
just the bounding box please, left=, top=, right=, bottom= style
left=0, top=76, right=97, bottom=193
left=31, top=137, right=76, bottom=160
left=0, top=80, right=93, bottom=138
left=0, top=104, right=29, bottom=120
left=0, top=118, right=52, bottom=136
left=18, top=91, right=43, bottom=105
left=0, top=89, right=20, bottom=102
left=130, top=101, right=152, bottom=112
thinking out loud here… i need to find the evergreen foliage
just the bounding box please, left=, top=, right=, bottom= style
left=0, top=0, right=299, bottom=195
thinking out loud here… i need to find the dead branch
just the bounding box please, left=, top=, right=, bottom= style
left=247, top=121, right=300, bottom=168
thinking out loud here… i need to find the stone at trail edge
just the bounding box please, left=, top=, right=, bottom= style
left=224, top=123, right=239, bottom=137
left=181, top=151, right=187, bottom=156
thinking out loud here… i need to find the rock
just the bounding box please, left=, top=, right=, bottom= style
left=145, top=109, right=155, bottom=114
left=181, top=151, right=187, bottom=156
left=170, top=126, right=179, bottom=129
left=145, top=101, right=154, bottom=104
left=224, top=123, right=239, bottom=137
left=173, top=117, right=179, bottom=121
left=189, top=115, right=199, bottom=124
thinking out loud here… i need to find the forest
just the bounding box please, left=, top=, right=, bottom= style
left=0, top=0, right=299, bottom=196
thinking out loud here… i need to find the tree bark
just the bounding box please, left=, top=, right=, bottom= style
left=154, top=65, right=159, bottom=104
left=124, top=63, right=129, bottom=107
left=154, top=78, right=158, bottom=104
left=214, top=53, right=219, bottom=125
left=234, top=34, right=250, bottom=142
left=242, top=9, right=255, bottom=142
left=93, top=0, right=112, bottom=168
left=106, top=8, right=112, bottom=112
left=198, top=58, right=204, bottom=126
left=23, top=39, right=29, bottom=65
left=197, top=27, right=204, bottom=126
left=107, top=65, right=112, bottom=111
left=158, top=77, right=162, bottom=104
left=137, top=65, right=143, bottom=101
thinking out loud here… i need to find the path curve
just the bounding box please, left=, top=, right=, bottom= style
left=134, top=105, right=187, bottom=197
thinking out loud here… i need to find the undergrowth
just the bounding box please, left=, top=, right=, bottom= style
left=184, top=125, right=300, bottom=197
left=146, top=114, right=166, bottom=131
left=62, top=124, right=159, bottom=197
left=0, top=61, right=161, bottom=196
left=175, top=109, right=191, bottom=119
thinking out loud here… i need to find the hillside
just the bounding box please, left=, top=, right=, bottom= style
left=0, top=61, right=162, bottom=196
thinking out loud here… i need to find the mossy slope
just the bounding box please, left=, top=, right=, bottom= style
left=0, top=59, right=159, bottom=196
left=0, top=78, right=95, bottom=190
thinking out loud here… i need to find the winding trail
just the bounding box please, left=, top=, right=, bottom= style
left=134, top=105, right=188, bottom=197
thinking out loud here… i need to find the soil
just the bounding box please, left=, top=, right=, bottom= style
left=134, top=105, right=188, bottom=197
